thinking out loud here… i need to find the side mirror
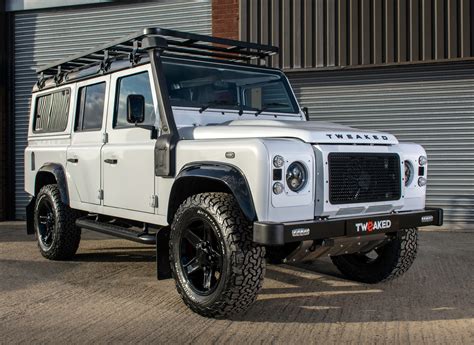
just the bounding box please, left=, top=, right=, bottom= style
left=302, top=106, right=310, bottom=121
left=127, top=94, right=145, bottom=124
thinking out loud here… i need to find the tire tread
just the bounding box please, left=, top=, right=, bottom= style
left=35, top=184, right=81, bottom=260
left=170, top=192, right=265, bottom=318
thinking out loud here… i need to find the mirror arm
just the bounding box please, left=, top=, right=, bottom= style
left=134, top=123, right=158, bottom=140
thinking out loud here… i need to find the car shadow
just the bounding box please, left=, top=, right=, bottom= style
left=73, top=247, right=155, bottom=263
left=230, top=260, right=473, bottom=323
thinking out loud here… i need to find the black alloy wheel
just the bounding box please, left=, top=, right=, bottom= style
left=170, top=193, right=266, bottom=318
left=34, top=184, right=81, bottom=260
left=36, top=195, right=56, bottom=251
left=180, top=218, right=223, bottom=295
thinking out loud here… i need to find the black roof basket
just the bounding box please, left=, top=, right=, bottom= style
left=36, top=27, right=279, bottom=79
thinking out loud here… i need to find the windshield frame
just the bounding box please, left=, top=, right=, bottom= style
left=161, top=56, right=301, bottom=116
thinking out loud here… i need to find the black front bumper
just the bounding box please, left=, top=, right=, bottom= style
left=253, top=208, right=443, bottom=245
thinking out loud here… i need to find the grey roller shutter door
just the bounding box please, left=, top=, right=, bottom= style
left=14, top=0, right=211, bottom=218
left=288, top=62, right=474, bottom=225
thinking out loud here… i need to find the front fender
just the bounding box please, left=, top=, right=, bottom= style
left=168, top=163, right=256, bottom=223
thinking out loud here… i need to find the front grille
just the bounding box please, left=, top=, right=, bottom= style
left=328, top=153, right=401, bottom=204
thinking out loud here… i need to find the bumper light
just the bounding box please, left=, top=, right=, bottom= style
left=418, top=177, right=427, bottom=187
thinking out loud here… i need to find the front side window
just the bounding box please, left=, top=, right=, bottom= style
left=114, top=72, right=155, bottom=128
left=34, top=89, right=70, bottom=133
left=163, top=59, right=298, bottom=114
left=75, top=82, right=106, bottom=132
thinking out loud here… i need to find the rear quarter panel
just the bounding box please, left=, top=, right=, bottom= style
left=25, top=85, right=76, bottom=197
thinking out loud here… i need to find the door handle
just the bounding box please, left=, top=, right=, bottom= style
left=67, top=158, right=78, bottom=163
left=104, top=158, right=118, bottom=165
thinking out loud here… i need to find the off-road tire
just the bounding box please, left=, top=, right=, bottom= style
left=169, top=192, right=265, bottom=318
left=34, top=184, right=81, bottom=260
left=331, top=228, right=418, bottom=283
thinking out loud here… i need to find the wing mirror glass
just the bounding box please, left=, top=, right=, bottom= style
left=127, top=94, right=145, bottom=124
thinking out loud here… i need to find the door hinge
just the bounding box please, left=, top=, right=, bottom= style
left=150, top=195, right=158, bottom=208
left=102, top=133, right=108, bottom=144
left=98, top=189, right=104, bottom=200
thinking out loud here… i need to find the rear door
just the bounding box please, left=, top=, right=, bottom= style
left=66, top=76, right=109, bottom=205
left=102, top=65, right=158, bottom=213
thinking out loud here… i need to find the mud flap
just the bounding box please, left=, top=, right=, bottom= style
left=156, top=227, right=172, bottom=280
left=26, top=197, right=35, bottom=235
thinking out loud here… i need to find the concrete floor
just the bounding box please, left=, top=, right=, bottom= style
left=0, top=222, right=473, bottom=344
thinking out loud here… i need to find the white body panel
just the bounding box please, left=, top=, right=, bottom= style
left=66, top=75, right=110, bottom=205
left=25, top=137, right=70, bottom=196
left=179, top=119, right=398, bottom=145
left=102, top=65, right=157, bottom=213
left=159, top=138, right=271, bottom=220
left=25, top=84, right=75, bottom=198
left=397, top=143, right=427, bottom=212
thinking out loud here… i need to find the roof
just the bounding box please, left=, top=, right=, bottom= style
left=36, top=27, right=279, bottom=79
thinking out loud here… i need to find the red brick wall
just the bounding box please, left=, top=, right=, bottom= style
left=212, top=0, right=239, bottom=40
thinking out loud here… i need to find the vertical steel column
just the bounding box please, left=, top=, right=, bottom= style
left=0, top=0, right=10, bottom=220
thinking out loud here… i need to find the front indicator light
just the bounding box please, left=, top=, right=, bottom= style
left=418, top=177, right=427, bottom=187
left=273, top=182, right=284, bottom=195
left=404, top=161, right=413, bottom=186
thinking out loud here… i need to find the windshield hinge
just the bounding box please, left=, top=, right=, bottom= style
left=150, top=195, right=158, bottom=208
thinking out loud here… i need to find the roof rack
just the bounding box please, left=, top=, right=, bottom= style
left=36, top=27, right=279, bottom=79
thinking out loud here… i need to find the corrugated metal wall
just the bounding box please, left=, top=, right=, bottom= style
left=242, top=0, right=474, bottom=225
left=13, top=0, right=212, bottom=218
left=288, top=62, right=474, bottom=224
left=241, top=0, right=474, bottom=70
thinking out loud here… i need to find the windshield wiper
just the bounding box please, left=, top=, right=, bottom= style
left=255, top=102, right=289, bottom=115
left=198, top=100, right=236, bottom=113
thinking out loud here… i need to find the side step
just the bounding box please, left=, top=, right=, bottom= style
left=76, top=218, right=156, bottom=245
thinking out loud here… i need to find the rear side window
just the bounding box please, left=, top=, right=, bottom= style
left=114, top=72, right=155, bottom=128
left=75, top=82, right=106, bottom=132
left=33, top=89, right=70, bottom=133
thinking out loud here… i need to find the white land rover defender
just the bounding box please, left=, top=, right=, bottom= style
left=25, top=28, right=443, bottom=317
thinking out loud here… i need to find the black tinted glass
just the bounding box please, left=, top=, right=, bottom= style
left=34, top=89, right=70, bottom=133
left=114, top=72, right=155, bottom=128
left=163, top=60, right=298, bottom=114
left=76, top=82, right=106, bottom=131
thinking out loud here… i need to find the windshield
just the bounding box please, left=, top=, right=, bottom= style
left=163, top=59, right=299, bottom=114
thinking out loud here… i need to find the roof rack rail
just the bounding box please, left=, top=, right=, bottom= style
left=36, top=27, right=279, bottom=78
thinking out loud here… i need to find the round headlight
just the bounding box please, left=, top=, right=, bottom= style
left=273, top=155, right=285, bottom=168
left=273, top=182, right=284, bottom=195
left=404, top=160, right=414, bottom=186
left=419, top=156, right=427, bottom=166
left=286, top=162, right=307, bottom=192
